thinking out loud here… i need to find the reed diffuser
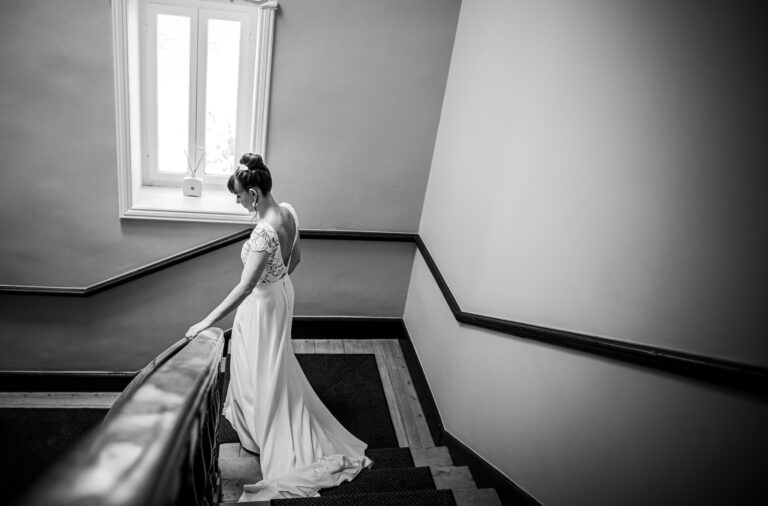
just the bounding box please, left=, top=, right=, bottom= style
left=183, top=147, right=205, bottom=197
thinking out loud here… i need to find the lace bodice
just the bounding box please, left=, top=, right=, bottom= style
left=240, top=203, right=299, bottom=284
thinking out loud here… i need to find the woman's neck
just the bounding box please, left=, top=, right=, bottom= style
left=255, top=194, right=278, bottom=219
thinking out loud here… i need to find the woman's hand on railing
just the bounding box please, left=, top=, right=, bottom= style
left=186, top=319, right=213, bottom=340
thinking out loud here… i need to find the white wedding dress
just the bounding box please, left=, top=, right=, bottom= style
left=223, top=203, right=372, bottom=501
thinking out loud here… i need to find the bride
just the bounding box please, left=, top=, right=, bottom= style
left=186, top=153, right=372, bottom=501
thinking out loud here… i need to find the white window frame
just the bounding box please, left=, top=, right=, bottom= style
left=112, top=0, right=278, bottom=223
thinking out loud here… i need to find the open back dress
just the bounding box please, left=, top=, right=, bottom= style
left=223, top=202, right=372, bottom=501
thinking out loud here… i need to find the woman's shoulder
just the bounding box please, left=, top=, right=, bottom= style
left=279, top=202, right=298, bottom=223
left=251, top=220, right=277, bottom=237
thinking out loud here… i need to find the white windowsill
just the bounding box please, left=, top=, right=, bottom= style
left=122, top=184, right=253, bottom=223
left=113, top=0, right=279, bottom=225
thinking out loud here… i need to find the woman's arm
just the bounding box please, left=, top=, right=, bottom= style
left=185, top=248, right=268, bottom=339
left=287, top=237, right=301, bottom=275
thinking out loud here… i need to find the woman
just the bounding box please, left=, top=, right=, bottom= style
left=186, top=153, right=372, bottom=501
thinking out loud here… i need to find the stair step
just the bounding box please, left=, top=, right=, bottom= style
left=365, top=447, right=415, bottom=468
left=219, top=444, right=263, bottom=503
left=431, top=466, right=475, bottom=490
left=221, top=488, right=502, bottom=506
left=321, top=466, right=436, bottom=496
left=412, top=446, right=452, bottom=467
left=219, top=443, right=471, bottom=502
left=230, top=489, right=457, bottom=505
left=452, top=488, right=503, bottom=506
left=316, top=465, right=473, bottom=497
left=221, top=444, right=453, bottom=471
left=219, top=442, right=253, bottom=459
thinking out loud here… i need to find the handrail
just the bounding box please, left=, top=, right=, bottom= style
left=103, top=337, right=189, bottom=423
left=0, top=229, right=253, bottom=296
left=19, top=328, right=226, bottom=506
left=0, top=229, right=412, bottom=296
left=413, top=236, right=768, bottom=394
left=2, top=227, right=764, bottom=393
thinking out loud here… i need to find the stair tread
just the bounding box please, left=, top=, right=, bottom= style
left=412, top=446, right=452, bottom=467
left=225, top=488, right=457, bottom=505
left=218, top=449, right=263, bottom=503
left=219, top=445, right=454, bottom=473
left=431, top=465, right=475, bottom=490
left=365, top=447, right=415, bottom=468
left=220, top=488, right=502, bottom=506
left=320, top=466, right=436, bottom=496
left=452, top=488, right=503, bottom=506
left=219, top=445, right=470, bottom=502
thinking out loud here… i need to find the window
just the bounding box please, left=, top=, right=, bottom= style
left=113, top=0, right=278, bottom=222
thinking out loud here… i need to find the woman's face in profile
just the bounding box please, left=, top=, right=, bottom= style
left=233, top=181, right=255, bottom=211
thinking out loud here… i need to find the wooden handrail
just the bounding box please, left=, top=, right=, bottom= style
left=1, top=227, right=764, bottom=394
left=0, top=229, right=254, bottom=296
left=19, top=328, right=226, bottom=506
left=0, top=229, right=412, bottom=296
left=412, top=236, right=768, bottom=394
left=103, top=337, right=189, bottom=423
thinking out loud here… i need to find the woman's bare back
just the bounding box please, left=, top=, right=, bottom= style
left=261, top=204, right=297, bottom=266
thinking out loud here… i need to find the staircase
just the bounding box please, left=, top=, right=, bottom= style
left=216, top=338, right=502, bottom=505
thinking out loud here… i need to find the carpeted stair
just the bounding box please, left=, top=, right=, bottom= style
left=218, top=441, right=499, bottom=505
left=216, top=340, right=502, bottom=506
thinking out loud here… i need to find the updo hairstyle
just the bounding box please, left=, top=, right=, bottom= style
left=228, top=153, right=272, bottom=195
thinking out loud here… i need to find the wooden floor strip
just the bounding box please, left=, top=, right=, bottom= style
left=342, top=339, right=374, bottom=354
left=371, top=340, right=409, bottom=448
left=289, top=338, right=426, bottom=450
left=314, top=339, right=344, bottom=354
left=412, top=446, right=452, bottom=467
left=388, top=339, right=434, bottom=447
left=377, top=340, right=424, bottom=447
left=292, top=339, right=315, bottom=354
left=381, top=339, right=434, bottom=448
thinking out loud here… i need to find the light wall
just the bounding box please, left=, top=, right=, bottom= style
left=266, top=0, right=461, bottom=231
left=0, top=239, right=414, bottom=371
left=0, top=0, right=245, bottom=288
left=418, top=0, right=767, bottom=364
left=405, top=0, right=768, bottom=504
left=406, top=255, right=768, bottom=505
left=0, top=0, right=458, bottom=285
left=0, top=0, right=460, bottom=353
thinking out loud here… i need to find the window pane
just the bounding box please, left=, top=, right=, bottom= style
left=156, top=14, right=190, bottom=174
left=204, top=19, right=241, bottom=175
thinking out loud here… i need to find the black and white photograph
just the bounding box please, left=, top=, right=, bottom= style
left=0, top=1, right=766, bottom=505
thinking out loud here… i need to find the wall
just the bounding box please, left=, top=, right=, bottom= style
left=406, top=255, right=768, bottom=505
left=0, top=239, right=414, bottom=371
left=405, top=0, right=768, bottom=504
left=266, top=0, right=461, bottom=231
left=0, top=0, right=246, bottom=287
left=418, top=0, right=767, bottom=364
left=0, top=0, right=459, bottom=334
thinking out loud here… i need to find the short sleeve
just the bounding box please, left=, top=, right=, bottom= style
left=248, top=223, right=276, bottom=254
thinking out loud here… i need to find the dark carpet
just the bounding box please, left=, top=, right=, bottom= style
left=271, top=489, right=457, bottom=506
left=0, top=408, right=107, bottom=505
left=218, top=353, right=398, bottom=449
left=321, top=467, right=436, bottom=496
left=365, top=447, right=414, bottom=469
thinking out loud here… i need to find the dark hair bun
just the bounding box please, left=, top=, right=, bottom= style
left=240, top=153, right=266, bottom=171
left=228, top=152, right=272, bottom=195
